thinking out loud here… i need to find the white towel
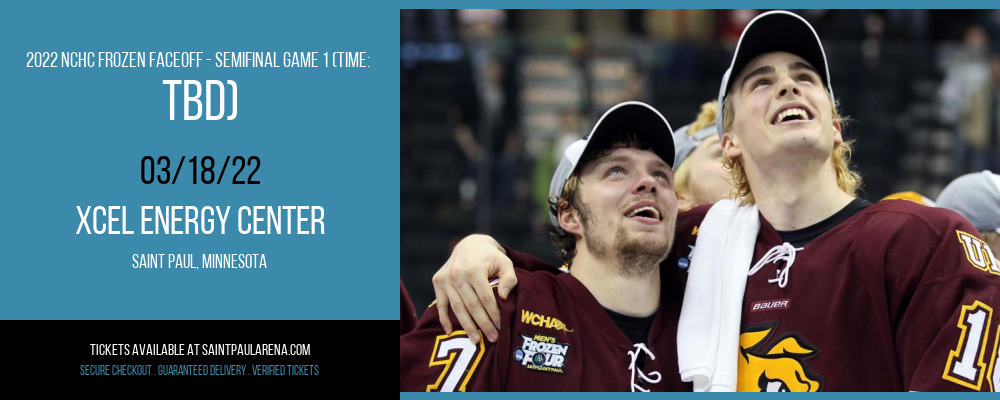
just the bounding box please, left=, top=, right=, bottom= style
left=677, top=199, right=760, bottom=392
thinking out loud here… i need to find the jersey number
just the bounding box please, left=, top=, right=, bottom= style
left=944, top=301, right=998, bottom=391
left=427, top=331, right=485, bottom=392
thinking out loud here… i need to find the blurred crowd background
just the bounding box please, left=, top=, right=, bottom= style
left=400, top=9, right=1000, bottom=307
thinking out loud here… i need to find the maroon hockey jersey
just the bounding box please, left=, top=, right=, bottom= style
left=509, top=200, right=1000, bottom=391
left=401, top=280, right=417, bottom=335
left=399, top=268, right=690, bottom=391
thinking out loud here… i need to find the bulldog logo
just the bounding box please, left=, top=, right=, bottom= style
left=737, top=323, right=824, bottom=392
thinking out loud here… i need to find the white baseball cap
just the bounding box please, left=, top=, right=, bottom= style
left=548, top=101, right=675, bottom=230
left=716, top=10, right=834, bottom=139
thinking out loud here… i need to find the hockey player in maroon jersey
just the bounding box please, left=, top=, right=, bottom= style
left=400, top=101, right=691, bottom=391
left=427, top=11, right=1000, bottom=392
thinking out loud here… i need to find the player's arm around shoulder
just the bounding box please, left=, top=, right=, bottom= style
left=400, top=277, right=521, bottom=392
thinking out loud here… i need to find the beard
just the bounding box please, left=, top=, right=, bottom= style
left=580, top=202, right=673, bottom=279
left=615, top=224, right=672, bottom=278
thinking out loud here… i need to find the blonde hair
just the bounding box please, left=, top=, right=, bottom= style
left=720, top=93, right=862, bottom=205
left=674, top=101, right=719, bottom=197
left=688, top=101, right=718, bottom=132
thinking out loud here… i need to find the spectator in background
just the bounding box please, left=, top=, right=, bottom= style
left=954, top=53, right=1000, bottom=172
left=671, top=101, right=732, bottom=210
left=533, top=109, right=583, bottom=231
left=452, top=58, right=522, bottom=216
left=939, top=25, right=989, bottom=120
left=939, top=26, right=994, bottom=171
left=645, top=10, right=716, bottom=84
left=457, top=9, right=506, bottom=39
left=937, top=170, right=1000, bottom=256
left=452, top=9, right=521, bottom=220
left=861, top=12, right=885, bottom=68
left=644, top=9, right=715, bottom=42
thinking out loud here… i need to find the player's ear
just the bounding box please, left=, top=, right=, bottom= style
left=722, top=132, right=742, bottom=159
left=832, top=116, right=843, bottom=145
left=558, top=205, right=583, bottom=236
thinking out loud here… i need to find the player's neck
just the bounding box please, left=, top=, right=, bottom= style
left=746, top=158, right=855, bottom=231
left=569, top=248, right=660, bottom=317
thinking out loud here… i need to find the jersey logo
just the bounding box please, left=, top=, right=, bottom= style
left=514, top=333, right=569, bottom=374
left=751, top=299, right=791, bottom=313
left=521, top=310, right=574, bottom=333
left=677, top=245, right=695, bottom=270
left=957, top=230, right=1000, bottom=276
left=738, top=323, right=823, bottom=392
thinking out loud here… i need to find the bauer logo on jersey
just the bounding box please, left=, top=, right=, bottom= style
left=751, top=299, right=791, bottom=313
left=513, top=333, right=569, bottom=374
left=956, top=230, right=1000, bottom=276
left=521, top=310, right=574, bottom=333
